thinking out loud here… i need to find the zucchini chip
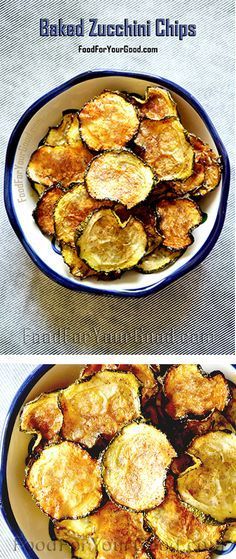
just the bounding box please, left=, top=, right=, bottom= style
left=171, top=162, right=205, bottom=196
left=185, top=410, right=235, bottom=438
left=43, top=112, right=81, bottom=146
left=145, top=476, right=225, bottom=552
left=80, top=364, right=159, bottom=404
left=223, top=523, right=236, bottom=544
left=137, top=246, right=182, bottom=273
left=61, top=243, right=95, bottom=278
left=224, top=383, right=236, bottom=427
left=164, top=365, right=230, bottom=420
left=27, top=143, right=93, bottom=188
left=79, top=91, right=139, bottom=151
left=134, top=86, right=178, bottom=121
left=25, top=441, right=102, bottom=519
left=102, top=422, right=176, bottom=512
left=33, top=185, right=64, bottom=236
left=54, top=183, right=112, bottom=246
left=20, top=392, right=63, bottom=446
left=76, top=209, right=147, bottom=273
left=177, top=431, right=236, bottom=523
left=135, top=118, right=194, bottom=181
left=86, top=150, right=154, bottom=209
left=54, top=501, right=150, bottom=559
left=148, top=538, right=212, bottom=559
left=32, top=182, right=45, bottom=196
left=188, top=134, right=221, bottom=196
left=59, top=370, right=141, bottom=447
left=156, top=198, right=203, bottom=250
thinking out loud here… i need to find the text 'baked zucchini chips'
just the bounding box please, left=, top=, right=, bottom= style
left=20, top=364, right=236, bottom=559
left=26, top=86, right=222, bottom=281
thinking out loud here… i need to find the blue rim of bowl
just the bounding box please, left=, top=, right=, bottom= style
left=0, top=364, right=236, bottom=559
left=4, top=69, right=230, bottom=297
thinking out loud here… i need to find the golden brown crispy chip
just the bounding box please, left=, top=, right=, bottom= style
left=33, top=185, right=64, bottom=236
left=137, top=246, right=182, bottom=273
left=79, top=91, right=139, bottom=151
left=76, top=209, right=147, bottom=273
left=25, top=441, right=102, bottom=520
left=59, top=370, right=141, bottom=447
left=20, top=392, right=63, bottom=445
left=135, top=118, right=194, bottom=181
left=135, top=86, right=178, bottom=121
left=102, top=422, right=176, bottom=512
left=177, top=431, right=236, bottom=523
left=86, top=150, right=154, bottom=209
left=54, top=183, right=112, bottom=246
left=156, top=198, right=203, bottom=250
left=61, top=243, right=95, bottom=278
left=27, top=143, right=93, bottom=188
left=54, top=501, right=150, bottom=559
left=164, top=364, right=230, bottom=420
left=44, top=112, right=81, bottom=146
left=224, top=383, right=236, bottom=427
left=146, top=476, right=225, bottom=552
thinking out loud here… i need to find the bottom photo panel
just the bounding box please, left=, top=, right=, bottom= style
left=0, top=362, right=235, bottom=559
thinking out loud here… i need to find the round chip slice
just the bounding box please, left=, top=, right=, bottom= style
left=20, top=392, right=63, bottom=446
left=79, top=91, right=139, bottom=151
left=59, top=370, right=142, bottom=447
left=101, top=422, right=176, bottom=512
left=177, top=431, right=236, bottom=523
left=135, top=117, right=194, bottom=181
left=145, top=476, right=225, bottom=552
left=76, top=208, right=147, bottom=273
left=25, top=441, right=103, bottom=519
left=86, top=150, right=154, bottom=209
left=156, top=199, right=203, bottom=251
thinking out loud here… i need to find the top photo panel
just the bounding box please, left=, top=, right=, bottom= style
left=1, top=0, right=235, bottom=354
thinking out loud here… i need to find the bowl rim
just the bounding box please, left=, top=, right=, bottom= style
left=4, top=69, right=230, bottom=298
left=0, top=363, right=236, bottom=559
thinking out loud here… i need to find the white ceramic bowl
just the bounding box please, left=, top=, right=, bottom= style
left=4, top=70, right=230, bottom=296
left=1, top=363, right=235, bottom=559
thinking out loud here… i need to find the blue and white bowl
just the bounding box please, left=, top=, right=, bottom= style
left=0, top=363, right=235, bottom=559
left=4, top=70, right=230, bottom=297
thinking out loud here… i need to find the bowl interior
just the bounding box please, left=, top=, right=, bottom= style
left=9, top=74, right=223, bottom=294
left=3, top=363, right=236, bottom=559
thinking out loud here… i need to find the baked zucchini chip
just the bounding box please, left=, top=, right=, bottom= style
left=102, top=422, right=176, bottom=512
left=170, top=162, right=205, bottom=196
left=135, top=118, right=194, bottom=181
left=79, top=91, right=139, bottom=151
left=134, top=86, right=178, bottom=121
left=76, top=209, right=147, bottom=273
left=33, top=185, right=64, bottom=236
left=185, top=410, right=235, bottom=438
left=223, top=523, right=236, bottom=544
left=32, top=182, right=45, bottom=196
left=188, top=134, right=221, bottom=196
left=137, top=246, right=182, bottom=273
left=86, top=150, right=154, bottom=209
left=80, top=364, right=159, bottom=404
left=61, top=243, right=95, bottom=278
left=54, top=183, right=112, bottom=246
left=27, top=143, right=93, bottom=188
left=145, top=475, right=225, bottom=552
left=177, top=431, right=236, bottom=522
left=224, top=383, right=236, bottom=427
left=20, top=392, right=63, bottom=446
left=25, top=441, right=102, bottom=519
left=148, top=538, right=212, bottom=559
left=43, top=112, right=81, bottom=146
left=54, top=518, right=96, bottom=559
left=59, top=370, right=141, bottom=447
left=54, top=501, right=150, bottom=559
left=164, top=365, right=230, bottom=420
left=156, top=198, right=203, bottom=251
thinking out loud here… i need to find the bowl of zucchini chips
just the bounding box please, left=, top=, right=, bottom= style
left=1, top=363, right=235, bottom=559
left=4, top=71, right=230, bottom=296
